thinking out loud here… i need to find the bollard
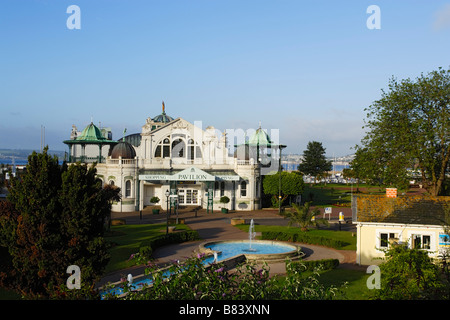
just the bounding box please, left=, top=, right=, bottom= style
left=339, top=212, right=345, bottom=222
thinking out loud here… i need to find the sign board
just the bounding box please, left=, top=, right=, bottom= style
left=139, top=174, right=170, bottom=180
left=324, top=207, right=332, bottom=220
left=139, top=167, right=240, bottom=182
left=439, top=233, right=450, bottom=248
left=216, top=175, right=240, bottom=181
left=173, top=167, right=215, bottom=181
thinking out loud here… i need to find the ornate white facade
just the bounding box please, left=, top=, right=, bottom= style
left=64, top=107, right=281, bottom=213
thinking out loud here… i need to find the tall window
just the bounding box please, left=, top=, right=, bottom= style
left=125, top=180, right=132, bottom=198
left=240, top=181, right=247, bottom=197
left=172, top=138, right=185, bottom=158
left=380, top=232, right=398, bottom=248
left=412, top=234, right=431, bottom=250
left=188, top=139, right=195, bottom=160
left=220, top=181, right=225, bottom=197
left=214, top=181, right=219, bottom=197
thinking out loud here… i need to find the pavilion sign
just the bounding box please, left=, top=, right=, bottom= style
left=139, top=167, right=239, bottom=182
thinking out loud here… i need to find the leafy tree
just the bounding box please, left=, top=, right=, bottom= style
left=360, top=67, right=450, bottom=196
left=298, top=141, right=332, bottom=179
left=262, top=171, right=304, bottom=207
left=371, top=245, right=450, bottom=300
left=280, top=202, right=328, bottom=231
left=0, top=148, right=120, bottom=298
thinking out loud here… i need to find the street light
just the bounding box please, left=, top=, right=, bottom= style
left=278, top=145, right=286, bottom=215
left=174, top=189, right=179, bottom=224
left=165, top=189, right=170, bottom=235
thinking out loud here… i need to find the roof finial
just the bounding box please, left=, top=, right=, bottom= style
left=162, top=101, right=165, bottom=113
left=258, top=121, right=261, bottom=129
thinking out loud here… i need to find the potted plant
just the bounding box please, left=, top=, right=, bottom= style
left=150, top=196, right=160, bottom=214
left=220, top=196, right=230, bottom=213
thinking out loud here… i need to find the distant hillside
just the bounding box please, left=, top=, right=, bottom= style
left=0, top=149, right=66, bottom=161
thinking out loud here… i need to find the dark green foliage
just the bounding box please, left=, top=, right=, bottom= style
left=371, top=245, right=450, bottom=300
left=0, top=148, right=120, bottom=298
left=105, top=255, right=343, bottom=300
left=298, top=141, right=332, bottom=177
left=263, top=171, right=304, bottom=206
left=289, top=259, right=340, bottom=273
left=280, top=202, right=328, bottom=231
left=261, top=231, right=348, bottom=249
left=360, top=67, right=450, bottom=196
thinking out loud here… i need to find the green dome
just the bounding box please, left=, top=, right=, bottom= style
left=76, top=123, right=108, bottom=142
left=153, top=112, right=174, bottom=123
left=248, top=127, right=272, bottom=147
left=153, top=101, right=174, bottom=124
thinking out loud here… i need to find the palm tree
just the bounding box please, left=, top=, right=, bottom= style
left=281, top=202, right=329, bottom=231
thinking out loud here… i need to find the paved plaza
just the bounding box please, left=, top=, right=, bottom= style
left=98, top=207, right=358, bottom=287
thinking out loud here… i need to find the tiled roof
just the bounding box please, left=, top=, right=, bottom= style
left=353, top=195, right=450, bottom=226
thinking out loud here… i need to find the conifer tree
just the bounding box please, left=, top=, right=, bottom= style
left=0, top=148, right=120, bottom=298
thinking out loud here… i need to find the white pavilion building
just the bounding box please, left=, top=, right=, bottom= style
left=64, top=103, right=284, bottom=212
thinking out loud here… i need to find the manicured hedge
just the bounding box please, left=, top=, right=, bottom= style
left=288, top=259, right=340, bottom=273
left=261, top=231, right=348, bottom=249
left=139, top=230, right=200, bottom=259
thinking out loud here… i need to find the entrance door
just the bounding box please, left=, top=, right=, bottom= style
left=179, top=188, right=199, bottom=205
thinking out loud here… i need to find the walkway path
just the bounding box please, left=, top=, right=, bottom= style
left=99, top=208, right=359, bottom=286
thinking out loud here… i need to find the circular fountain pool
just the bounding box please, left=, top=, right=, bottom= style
left=199, top=240, right=303, bottom=263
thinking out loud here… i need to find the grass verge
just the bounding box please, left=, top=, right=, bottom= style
left=234, top=224, right=356, bottom=250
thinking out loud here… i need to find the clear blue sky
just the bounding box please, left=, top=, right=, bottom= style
left=1, top=0, right=450, bottom=156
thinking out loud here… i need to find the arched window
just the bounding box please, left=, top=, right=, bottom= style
left=154, top=136, right=171, bottom=158
left=109, top=180, right=115, bottom=186
left=172, top=138, right=185, bottom=158
left=125, top=180, right=132, bottom=198
left=162, top=138, right=170, bottom=158
left=240, top=181, right=247, bottom=197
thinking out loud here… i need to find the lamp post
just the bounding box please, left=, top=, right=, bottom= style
left=175, top=189, right=179, bottom=224
left=165, top=189, right=170, bottom=235
left=278, top=145, right=286, bottom=215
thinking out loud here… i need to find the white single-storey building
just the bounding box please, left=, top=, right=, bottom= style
left=352, top=194, right=450, bottom=265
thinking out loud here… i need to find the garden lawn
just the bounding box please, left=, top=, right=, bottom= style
left=105, top=223, right=192, bottom=273
left=317, top=268, right=372, bottom=300
left=234, top=224, right=356, bottom=250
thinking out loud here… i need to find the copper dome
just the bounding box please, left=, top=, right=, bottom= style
left=110, top=141, right=136, bottom=159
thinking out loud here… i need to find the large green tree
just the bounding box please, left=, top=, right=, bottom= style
left=263, top=171, right=304, bottom=207
left=298, top=141, right=332, bottom=179
left=360, top=67, right=450, bottom=195
left=0, top=148, right=120, bottom=298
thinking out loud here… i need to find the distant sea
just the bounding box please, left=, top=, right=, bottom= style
left=0, top=159, right=64, bottom=166
left=0, top=159, right=28, bottom=166
left=283, top=164, right=348, bottom=172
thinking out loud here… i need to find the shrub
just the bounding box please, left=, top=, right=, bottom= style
left=105, top=256, right=343, bottom=300
left=261, top=231, right=348, bottom=249
left=150, top=196, right=160, bottom=204
left=289, top=259, right=339, bottom=273
left=220, top=196, right=230, bottom=204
